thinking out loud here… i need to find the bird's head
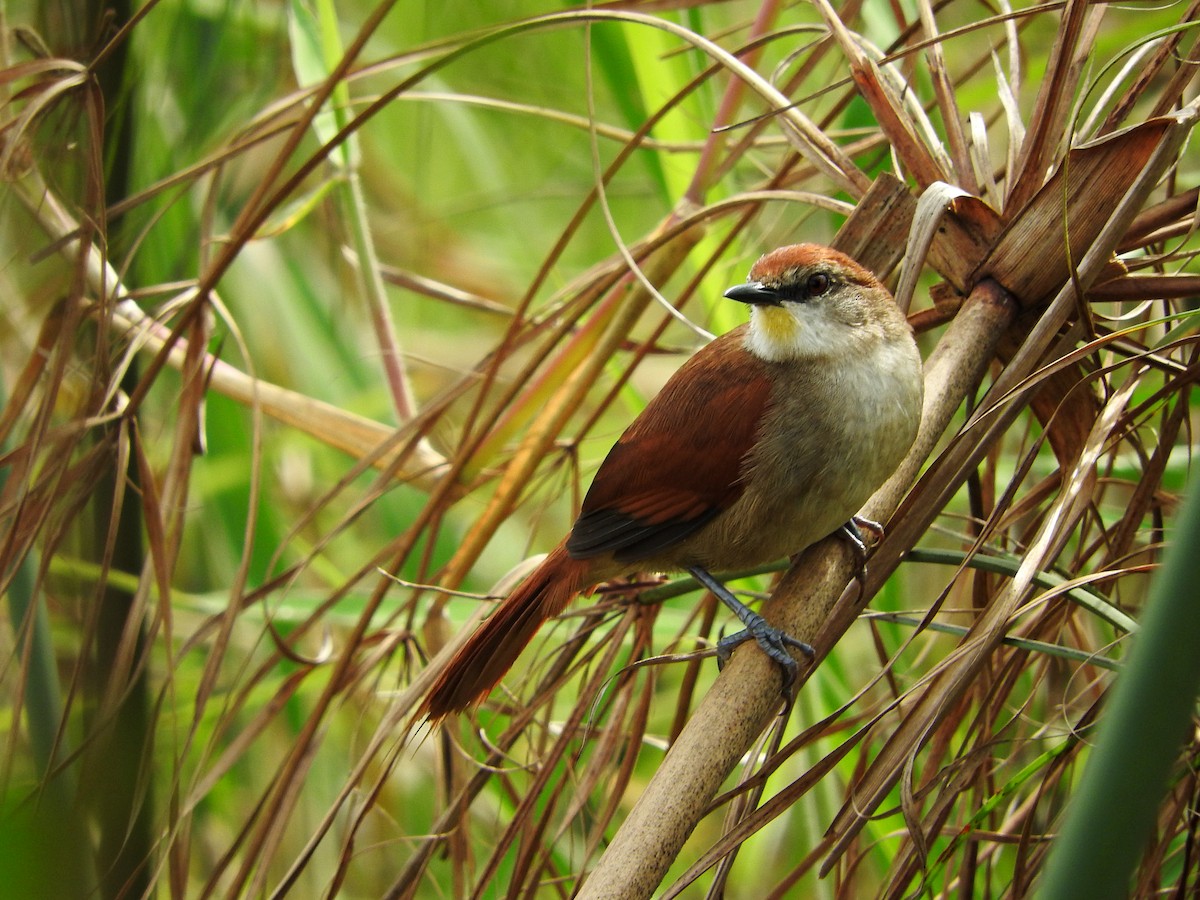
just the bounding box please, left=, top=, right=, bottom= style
left=725, top=244, right=906, bottom=363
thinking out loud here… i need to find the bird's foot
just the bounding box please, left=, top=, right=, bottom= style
left=687, top=565, right=814, bottom=706
left=838, top=515, right=883, bottom=585
left=715, top=621, right=814, bottom=706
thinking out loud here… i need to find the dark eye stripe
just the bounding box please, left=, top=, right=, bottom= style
left=775, top=270, right=835, bottom=302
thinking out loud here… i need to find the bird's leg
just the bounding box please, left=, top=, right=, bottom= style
left=686, top=565, right=814, bottom=703
left=838, top=515, right=883, bottom=585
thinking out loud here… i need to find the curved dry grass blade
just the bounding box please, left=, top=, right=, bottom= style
left=1149, top=22, right=1200, bottom=119
left=13, top=171, right=451, bottom=488
left=1077, top=35, right=1168, bottom=140
left=808, top=0, right=949, bottom=188
left=969, top=111, right=999, bottom=203
left=1006, top=0, right=1104, bottom=211
left=914, top=0, right=973, bottom=191
left=896, top=182, right=973, bottom=314
left=1101, top=2, right=1200, bottom=132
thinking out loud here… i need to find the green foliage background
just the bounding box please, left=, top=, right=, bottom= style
left=2, top=0, right=1199, bottom=896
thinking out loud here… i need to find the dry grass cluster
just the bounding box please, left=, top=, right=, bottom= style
left=2, top=0, right=1199, bottom=897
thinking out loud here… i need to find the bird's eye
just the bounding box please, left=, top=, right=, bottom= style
left=806, top=272, right=831, bottom=297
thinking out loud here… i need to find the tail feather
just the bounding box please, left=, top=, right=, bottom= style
left=423, top=545, right=594, bottom=719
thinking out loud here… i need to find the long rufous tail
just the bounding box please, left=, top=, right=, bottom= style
left=423, top=544, right=594, bottom=719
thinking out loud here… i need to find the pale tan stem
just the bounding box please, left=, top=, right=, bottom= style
left=15, top=169, right=449, bottom=488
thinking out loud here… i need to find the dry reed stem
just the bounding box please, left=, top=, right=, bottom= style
left=12, top=173, right=451, bottom=489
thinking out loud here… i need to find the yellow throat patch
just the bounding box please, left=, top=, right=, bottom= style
left=756, top=305, right=799, bottom=348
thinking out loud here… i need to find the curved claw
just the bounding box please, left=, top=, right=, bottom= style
left=688, top=565, right=815, bottom=706
left=716, top=621, right=814, bottom=705
left=839, top=515, right=883, bottom=586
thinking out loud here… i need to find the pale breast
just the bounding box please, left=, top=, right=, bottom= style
left=667, top=333, right=922, bottom=571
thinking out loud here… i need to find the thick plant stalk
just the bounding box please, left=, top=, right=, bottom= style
left=577, top=280, right=1018, bottom=900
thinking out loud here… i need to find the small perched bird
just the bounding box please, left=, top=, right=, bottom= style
left=423, top=244, right=923, bottom=718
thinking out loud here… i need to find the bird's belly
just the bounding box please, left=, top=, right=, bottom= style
left=662, top=345, right=921, bottom=572
left=672, top=470, right=872, bottom=571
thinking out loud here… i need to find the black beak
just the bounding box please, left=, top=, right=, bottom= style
left=723, top=281, right=781, bottom=307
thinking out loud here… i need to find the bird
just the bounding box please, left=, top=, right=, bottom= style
left=422, top=243, right=923, bottom=718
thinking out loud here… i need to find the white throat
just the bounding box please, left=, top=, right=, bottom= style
left=744, top=304, right=859, bottom=362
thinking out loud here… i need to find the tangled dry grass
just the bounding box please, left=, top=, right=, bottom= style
left=2, top=0, right=1199, bottom=896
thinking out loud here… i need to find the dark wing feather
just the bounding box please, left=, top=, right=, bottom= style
left=566, top=325, right=770, bottom=564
